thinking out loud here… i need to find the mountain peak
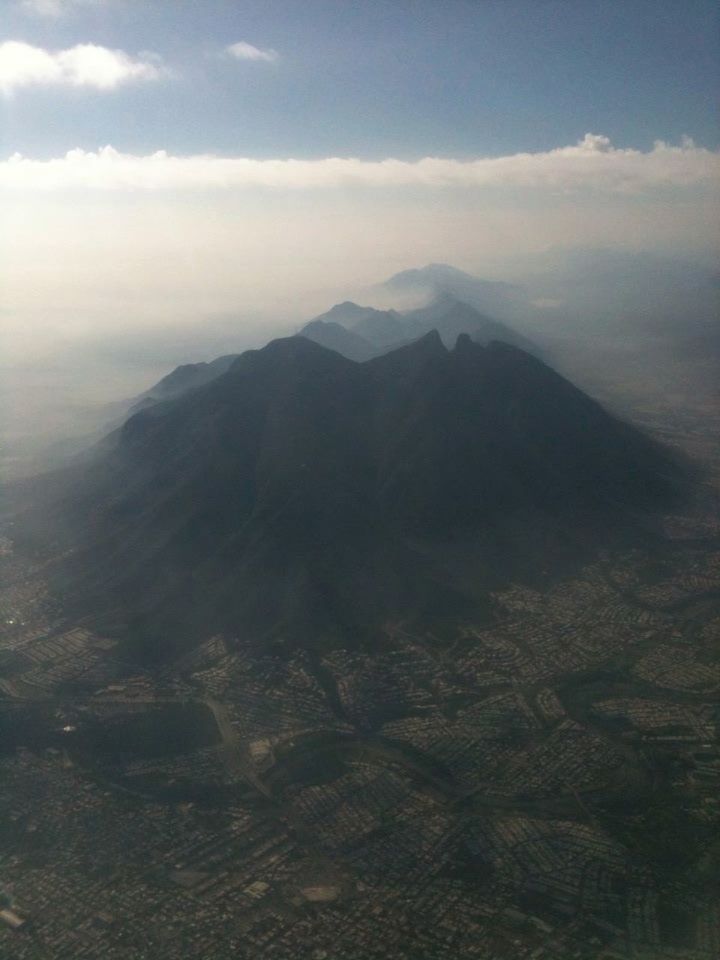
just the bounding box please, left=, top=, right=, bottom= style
left=416, top=327, right=446, bottom=350
left=260, top=333, right=338, bottom=360
left=387, top=263, right=478, bottom=287
left=365, top=328, right=447, bottom=383
left=297, top=319, right=377, bottom=362
left=326, top=300, right=368, bottom=315
left=221, top=334, right=355, bottom=384
left=454, top=332, right=475, bottom=353
left=313, top=301, right=390, bottom=327
left=402, top=296, right=538, bottom=355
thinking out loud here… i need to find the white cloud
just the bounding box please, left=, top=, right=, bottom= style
left=226, top=41, right=278, bottom=63
left=1, top=135, right=717, bottom=192
left=19, top=0, right=106, bottom=17
left=0, top=40, right=164, bottom=94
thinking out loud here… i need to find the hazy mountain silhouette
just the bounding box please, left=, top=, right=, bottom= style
left=309, top=301, right=401, bottom=329
left=117, top=274, right=538, bottom=425
left=301, top=302, right=407, bottom=352
left=135, top=354, right=240, bottom=404
left=26, top=332, right=683, bottom=661
left=402, top=294, right=538, bottom=352
left=350, top=309, right=408, bottom=347
left=378, top=263, right=526, bottom=318
left=297, top=319, right=377, bottom=362
left=301, top=293, right=540, bottom=360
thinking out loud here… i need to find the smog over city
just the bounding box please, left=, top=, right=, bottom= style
left=0, top=2, right=719, bottom=959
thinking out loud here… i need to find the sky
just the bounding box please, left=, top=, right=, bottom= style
left=0, top=0, right=719, bottom=398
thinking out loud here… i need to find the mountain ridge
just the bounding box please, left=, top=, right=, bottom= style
left=21, top=330, right=685, bottom=662
left=299, top=293, right=539, bottom=360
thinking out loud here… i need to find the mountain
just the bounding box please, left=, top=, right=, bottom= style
left=386, top=262, right=511, bottom=293
left=302, top=294, right=541, bottom=361
left=308, top=300, right=399, bottom=328
left=297, top=320, right=377, bottom=362
left=301, top=301, right=406, bottom=350
left=380, top=263, right=526, bottom=318
left=351, top=309, right=407, bottom=347
left=402, top=294, right=539, bottom=353
left=26, top=332, right=683, bottom=662
left=134, top=354, right=240, bottom=404
left=119, top=287, right=539, bottom=426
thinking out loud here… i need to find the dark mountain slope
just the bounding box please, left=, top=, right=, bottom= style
left=370, top=335, right=673, bottom=532
left=27, top=333, right=684, bottom=661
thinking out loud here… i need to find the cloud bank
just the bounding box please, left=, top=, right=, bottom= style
left=1, top=135, right=716, bottom=192
left=0, top=40, right=164, bottom=93
left=225, top=41, right=278, bottom=63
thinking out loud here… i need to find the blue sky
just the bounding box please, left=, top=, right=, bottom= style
left=0, top=0, right=718, bottom=384
left=1, top=0, right=718, bottom=159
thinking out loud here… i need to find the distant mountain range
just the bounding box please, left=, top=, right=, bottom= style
left=299, top=294, right=538, bottom=360
left=294, top=318, right=378, bottom=363
left=118, top=290, right=541, bottom=421
left=22, top=331, right=683, bottom=662
left=375, top=262, right=526, bottom=318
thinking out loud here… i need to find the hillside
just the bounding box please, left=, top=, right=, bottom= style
left=24, top=332, right=684, bottom=661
